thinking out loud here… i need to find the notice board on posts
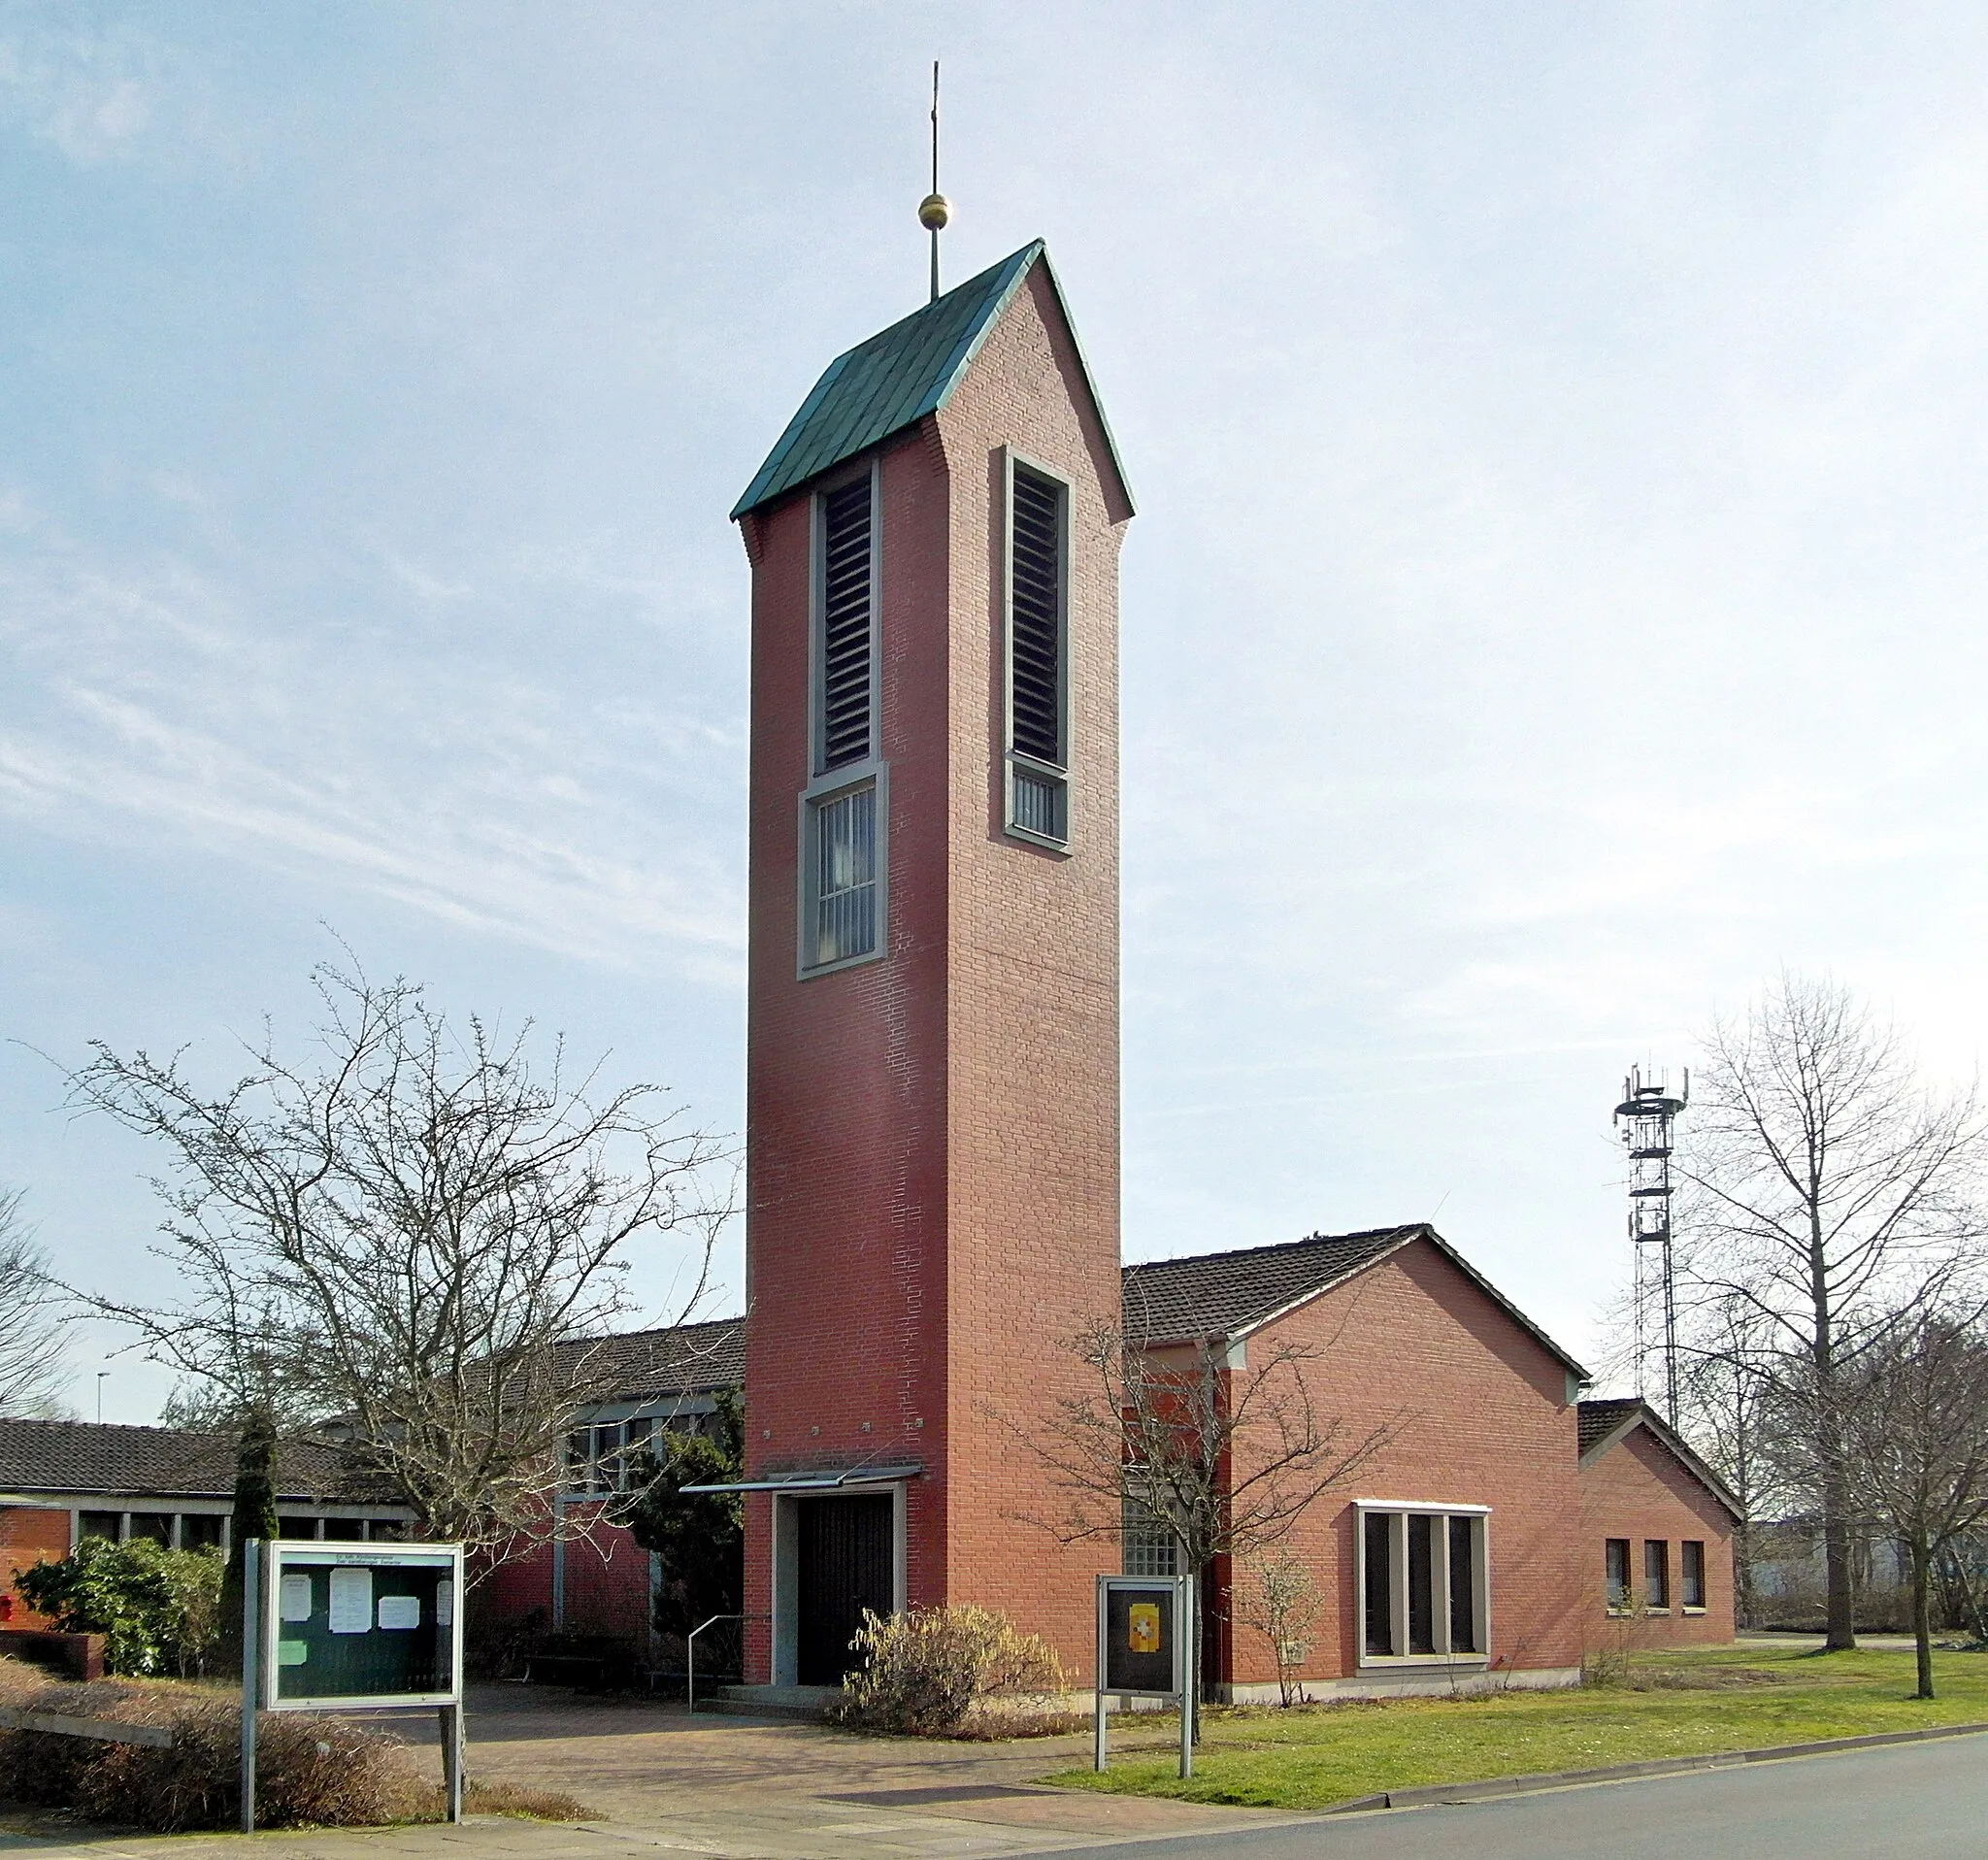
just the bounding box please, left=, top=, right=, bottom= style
left=259, top=1542, right=464, bottom=1711
left=1096, top=1575, right=1190, bottom=1699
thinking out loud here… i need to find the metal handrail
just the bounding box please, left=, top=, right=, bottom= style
left=685, top=1612, right=765, bottom=1713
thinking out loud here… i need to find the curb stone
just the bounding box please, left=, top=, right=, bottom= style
left=1326, top=1717, right=1988, bottom=1812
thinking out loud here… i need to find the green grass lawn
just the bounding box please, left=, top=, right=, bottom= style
left=1043, top=1644, right=1988, bottom=1810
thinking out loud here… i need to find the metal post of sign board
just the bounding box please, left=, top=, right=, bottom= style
left=1179, top=1573, right=1194, bottom=1781
left=439, top=1702, right=463, bottom=1823
left=239, top=1538, right=261, bottom=1833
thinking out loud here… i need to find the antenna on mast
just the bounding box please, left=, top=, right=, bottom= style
left=1615, top=1065, right=1689, bottom=1426
left=918, top=60, right=950, bottom=302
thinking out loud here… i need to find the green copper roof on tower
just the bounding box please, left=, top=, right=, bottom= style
left=732, top=241, right=1132, bottom=521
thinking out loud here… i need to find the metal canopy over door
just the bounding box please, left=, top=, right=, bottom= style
left=797, top=1494, right=892, bottom=1685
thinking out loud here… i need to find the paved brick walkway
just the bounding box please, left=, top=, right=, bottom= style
left=0, top=1687, right=1309, bottom=1858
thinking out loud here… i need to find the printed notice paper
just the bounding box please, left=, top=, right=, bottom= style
left=280, top=1574, right=314, bottom=1622
left=436, top=1578, right=454, bottom=1628
left=377, top=1594, right=421, bottom=1631
left=328, top=1567, right=374, bottom=1634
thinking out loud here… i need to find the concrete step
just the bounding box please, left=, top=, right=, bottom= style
left=693, top=1683, right=840, bottom=1722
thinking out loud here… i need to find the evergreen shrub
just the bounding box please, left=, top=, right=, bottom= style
left=14, top=1539, right=223, bottom=1677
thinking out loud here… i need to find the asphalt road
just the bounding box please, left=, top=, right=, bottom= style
left=1033, top=1733, right=1988, bottom=1859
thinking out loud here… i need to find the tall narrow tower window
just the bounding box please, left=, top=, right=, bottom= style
left=818, top=476, right=876, bottom=772
left=812, top=782, right=878, bottom=967
left=1005, top=457, right=1071, bottom=847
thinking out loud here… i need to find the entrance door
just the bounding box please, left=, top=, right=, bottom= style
left=797, top=1494, right=893, bottom=1686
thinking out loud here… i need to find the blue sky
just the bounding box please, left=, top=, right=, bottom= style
left=6, top=2, right=1988, bottom=1421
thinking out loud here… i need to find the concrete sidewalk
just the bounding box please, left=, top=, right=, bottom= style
left=0, top=1685, right=1306, bottom=1858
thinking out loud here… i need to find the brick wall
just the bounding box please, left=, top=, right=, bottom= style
left=0, top=1505, right=71, bottom=1627
left=1221, top=1237, right=1587, bottom=1692
left=740, top=258, right=1130, bottom=1681
left=1579, top=1424, right=1737, bottom=1649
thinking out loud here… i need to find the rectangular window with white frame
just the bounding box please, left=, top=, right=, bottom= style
left=1003, top=452, right=1072, bottom=848
left=1356, top=1502, right=1490, bottom=1664
left=799, top=461, right=886, bottom=975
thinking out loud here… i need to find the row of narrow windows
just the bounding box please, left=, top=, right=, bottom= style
left=804, top=457, right=1070, bottom=973
left=1125, top=1503, right=1491, bottom=1663
left=1606, top=1537, right=1707, bottom=1611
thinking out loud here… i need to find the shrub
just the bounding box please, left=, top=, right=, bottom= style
left=0, top=1660, right=594, bottom=1830
left=831, top=1606, right=1067, bottom=1736
left=14, top=1538, right=223, bottom=1677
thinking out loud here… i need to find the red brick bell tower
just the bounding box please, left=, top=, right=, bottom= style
left=732, top=243, right=1134, bottom=1686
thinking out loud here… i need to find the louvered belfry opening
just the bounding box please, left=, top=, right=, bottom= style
left=1010, top=466, right=1064, bottom=766
left=819, top=478, right=874, bottom=771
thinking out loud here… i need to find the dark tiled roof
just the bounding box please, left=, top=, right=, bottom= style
left=551, top=1316, right=745, bottom=1403
left=732, top=241, right=1132, bottom=520
left=1577, top=1397, right=1643, bottom=1457
left=1120, top=1227, right=1423, bottom=1345
left=0, top=1420, right=399, bottom=1504
left=1121, top=1225, right=1590, bottom=1379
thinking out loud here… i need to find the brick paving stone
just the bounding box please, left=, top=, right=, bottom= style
left=2, top=1686, right=1302, bottom=1859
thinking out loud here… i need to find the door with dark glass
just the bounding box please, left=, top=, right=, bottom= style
left=797, top=1494, right=893, bottom=1686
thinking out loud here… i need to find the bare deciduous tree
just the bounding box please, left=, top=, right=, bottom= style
left=1678, top=973, right=1988, bottom=1649
left=62, top=958, right=727, bottom=1574
left=1233, top=1544, right=1321, bottom=1707
left=999, top=1316, right=1400, bottom=1733
left=1839, top=1303, right=1988, bottom=1699
left=0, top=1185, right=71, bottom=1417
left=1672, top=1293, right=1788, bottom=1626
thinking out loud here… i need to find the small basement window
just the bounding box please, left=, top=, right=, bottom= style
left=1004, top=457, right=1071, bottom=847
left=1680, top=1540, right=1706, bottom=1611
left=1643, top=1540, right=1670, bottom=1611
left=1358, top=1503, right=1489, bottom=1662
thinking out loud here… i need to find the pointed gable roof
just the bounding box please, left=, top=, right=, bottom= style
left=1577, top=1397, right=1744, bottom=1520
left=732, top=240, right=1133, bottom=520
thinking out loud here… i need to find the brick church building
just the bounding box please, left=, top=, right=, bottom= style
left=482, top=240, right=1739, bottom=1699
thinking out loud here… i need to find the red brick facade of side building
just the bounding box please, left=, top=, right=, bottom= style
left=734, top=246, right=1132, bottom=1686
left=0, top=1504, right=73, bottom=1628
left=470, top=1510, right=655, bottom=1654
left=1163, top=1231, right=1591, bottom=1700
left=456, top=1227, right=1741, bottom=1694
left=1577, top=1399, right=1740, bottom=1648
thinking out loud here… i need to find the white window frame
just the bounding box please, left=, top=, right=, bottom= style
left=1002, top=448, right=1074, bottom=852
left=1354, top=1500, right=1492, bottom=1669
left=796, top=764, right=889, bottom=979
left=810, top=458, right=882, bottom=780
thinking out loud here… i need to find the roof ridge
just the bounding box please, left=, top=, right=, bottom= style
left=565, top=1314, right=744, bottom=1345
left=1121, top=1224, right=1423, bottom=1277
left=0, top=1416, right=227, bottom=1439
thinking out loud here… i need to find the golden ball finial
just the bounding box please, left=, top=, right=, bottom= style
left=918, top=192, right=950, bottom=232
